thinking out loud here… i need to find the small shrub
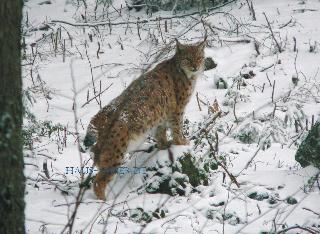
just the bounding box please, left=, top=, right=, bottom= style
left=234, top=121, right=261, bottom=144
left=145, top=153, right=211, bottom=196
left=248, top=191, right=269, bottom=201
left=295, top=121, right=320, bottom=168
left=286, top=196, right=298, bottom=205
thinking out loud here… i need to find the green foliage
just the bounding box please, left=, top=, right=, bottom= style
left=234, top=122, right=261, bottom=144
left=152, top=208, right=167, bottom=219
left=207, top=209, right=243, bottom=225
left=267, top=196, right=278, bottom=205
left=215, top=77, right=228, bottom=89
left=237, top=131, right=256, bottom=144
left=286, top=196, right=298, bottom=205
left=146, top=170, right=189, bottom=196
left=295, top=121, right=320, bottom=168
left=179, top=153, right=209, bottom=186
left=248, top=191, right=269, bottom=201
left=129, top=208, right=152, bottom=223
left=221, top=212, right=241, bottom=225
left=203, top=157, right=218, bottom=171
left=22, top=88, right=65, bottom=150
left=22, top=109, right=64, bottom=150
left=206, top=209, right=216, bottom=219
left=223, top=89, right=250, bottom=107
left=145, top=153, right=212, bottom=196
left=127, top=207, right=168, bottom=223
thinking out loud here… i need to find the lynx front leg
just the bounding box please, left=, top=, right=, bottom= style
left=169, top=112, right=189, bottom=145
left=94, top=146, right=124, bottom=200
left=155, top=124, right=170, bottom=149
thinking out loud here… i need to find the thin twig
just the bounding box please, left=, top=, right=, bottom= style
left=277, top=225, right=318, bottom=234
left=263, top=12, right=282, bottom=53
left=81, top=83, right=113, bottom=108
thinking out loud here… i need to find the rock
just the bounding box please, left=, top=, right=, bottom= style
left=295, top=121, right=320, bottom=168
left=204, top=57, right=217, bottom=71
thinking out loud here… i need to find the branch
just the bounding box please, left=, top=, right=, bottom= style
left=303, top=207, right=320, bottom=217
left=260, top=63, right=275, bottom=72
left=277, top=225, right=318, bottom=234
left=204, top=130, right=240, bottom=188
left=263, top=12, right=282, bottom=53
left=81, top=83, right=113, bottom=108
left=279, top=18, right=293, bottom=29
left=235, top=147, right=261, bottom=176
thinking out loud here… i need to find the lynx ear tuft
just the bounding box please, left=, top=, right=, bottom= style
left=175, top=38, right=183, bottom=51
left=203, top=32, right=208, bottom=42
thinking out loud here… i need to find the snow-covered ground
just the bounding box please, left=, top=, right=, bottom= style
left=23, top=0, right=320, bottom=233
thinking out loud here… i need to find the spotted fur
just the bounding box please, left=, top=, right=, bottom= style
left=84, top=37, right=206, bottom=200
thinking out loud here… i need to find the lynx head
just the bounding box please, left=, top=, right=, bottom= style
left=175, top=35, right=207, bottom=78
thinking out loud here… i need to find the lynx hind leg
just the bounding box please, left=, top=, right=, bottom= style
left=94, top=148, right=125, bottom=200
left=170, top=112, right=189, bottom=145
left=155, top=124, right=170, bottom=149
left=93, top=123, right=129, bottom=200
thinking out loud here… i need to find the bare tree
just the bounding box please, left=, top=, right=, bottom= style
left=0, top=0, right=25, bottom=233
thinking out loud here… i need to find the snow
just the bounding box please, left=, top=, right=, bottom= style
left=22, top=0, right=320, bottom=233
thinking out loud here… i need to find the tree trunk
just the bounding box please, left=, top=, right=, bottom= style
left=0, top=1, right=25, bottom=233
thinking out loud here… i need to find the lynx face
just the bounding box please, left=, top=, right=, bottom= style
left=175, top=40, right=206, bottom=78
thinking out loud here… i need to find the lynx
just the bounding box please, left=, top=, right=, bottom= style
left=83, top=36, right=207, bottom=200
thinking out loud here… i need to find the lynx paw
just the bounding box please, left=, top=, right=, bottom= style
left=94, top=183, right=106, bottom=201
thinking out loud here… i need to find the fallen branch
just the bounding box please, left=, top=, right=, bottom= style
left=303, top=207, right=320, bottom=217
left=260, top=63, right=275, bottom=72
left=277, top=225, right=318, bottom=234
left=50, top=0, right=238, bottom=27
left=279, top=18, right=293, bottom=29
left=219, top=37, right=251, bottom=43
